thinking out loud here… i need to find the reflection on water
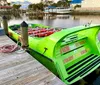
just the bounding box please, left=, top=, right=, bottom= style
left=73, top=15, right=100, bottom=25
left=0, top=14, right=22, bottom=21
left=1, top=14, right=100, bottom=28
left=56, top=15, right=70, bottom=19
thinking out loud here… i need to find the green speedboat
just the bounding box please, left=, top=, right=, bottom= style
left=8, top=23, right=100, bottom=85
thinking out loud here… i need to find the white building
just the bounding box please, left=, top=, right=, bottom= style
left=82, top=0, right=100, bottom=8
left=0, top=0, right=7, bottom=6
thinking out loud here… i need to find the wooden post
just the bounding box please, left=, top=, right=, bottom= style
left=0, top=17, right=1, bottom=28
left=0, top=21, right=1, bottom=28
left=20, top=21, right=28, bottom=48
left=2, top=16, right=8, bottom=35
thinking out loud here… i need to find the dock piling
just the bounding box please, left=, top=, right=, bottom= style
left=20, top=21, right=28, bottom=49
left=0, top=21, right=1, bottom=28
left=2, top=16, right=8, bottom=35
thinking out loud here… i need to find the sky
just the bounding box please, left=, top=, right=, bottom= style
left=7, top=0, right=59, bottom=3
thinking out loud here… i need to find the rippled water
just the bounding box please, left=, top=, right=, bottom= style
left=6, top=14, right=100, bottom=28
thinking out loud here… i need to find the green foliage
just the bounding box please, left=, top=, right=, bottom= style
left=28, top=0, right=71, bottom=11
left=74, top=5, right=81, bottom=9
left=28, top=4, right=33, bottom=9
left=46, top=1, right=53, bottom=5
left=51, top=3, right=58, bottom=7
left=7, top=3, right=11, bottom=6
left=56, top=1, right=67, bottom=7
left=28, top=3, right=44, bottom=11
left=13, top=4, right=21, bottom=9
left=52, top=0, right=70, bottom=7
left=36, top=3, right=44, bottom=11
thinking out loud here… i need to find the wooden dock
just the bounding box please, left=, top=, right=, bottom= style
left=0, top=35, right=65, bottom=85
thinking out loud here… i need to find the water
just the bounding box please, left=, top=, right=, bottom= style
left=7, top=14, right=100, bottom=28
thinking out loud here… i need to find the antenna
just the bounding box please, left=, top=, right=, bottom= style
left=88, top=20, right=92, bottom=25
left=84, top=20, right=92, bottom=27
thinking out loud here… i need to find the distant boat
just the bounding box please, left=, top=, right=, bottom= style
left=44, top=6, right=73, bottom=14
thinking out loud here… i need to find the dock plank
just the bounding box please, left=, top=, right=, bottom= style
left=0, top=35, right=65, bottom=85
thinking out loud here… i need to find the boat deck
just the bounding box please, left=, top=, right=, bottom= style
left=0, top=35, right=65, bottom=85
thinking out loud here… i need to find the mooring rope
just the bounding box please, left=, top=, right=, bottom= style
left=0, top=41, right=19, bottom=53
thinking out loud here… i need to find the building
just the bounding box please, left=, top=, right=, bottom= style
left=74, top=0, right=100, bottom=14
left=0, top=0, right=7, bottom=6
left=0, top=0, right=12, bottom=12
left=82, top=0, right=100, bottom=8
left=71, top=0, right=82, bottom=3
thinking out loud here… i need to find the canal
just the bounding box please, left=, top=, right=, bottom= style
left=7, top=14, right=100, bottom=28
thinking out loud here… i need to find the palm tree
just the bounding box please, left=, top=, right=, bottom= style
left=65, top=0, right=72, bottom=7
left=57, top=1, right=67, bottom=7
left=45, top=1, right=54, bottom=6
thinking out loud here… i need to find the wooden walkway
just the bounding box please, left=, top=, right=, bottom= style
left=0, top=35, right=65, bottom=85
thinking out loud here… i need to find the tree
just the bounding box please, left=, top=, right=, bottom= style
left=13, top=4, right=21, bottom=9
left=7, top=3, right=11, bottom=6
left=28, top=3, right=44, bottom=11
left=56, top=1, right=68, bottom=7
left=57, top=1, right=63, bottom=7
left=46, top=1, right=53, bottom=6
left=28, top=4, right=33, bottom=9
left=74, top=5, right=81, bottom=9
left=65, top=0, right=72, bottom=7
left=56, top=0, right=71, bottom=7
left=37, top=3, right=44, bottom=11
left=51, top=3, right=57, bottom=7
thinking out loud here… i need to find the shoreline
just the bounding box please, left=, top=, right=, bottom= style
left=71, top=7, right=100, bottom=15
